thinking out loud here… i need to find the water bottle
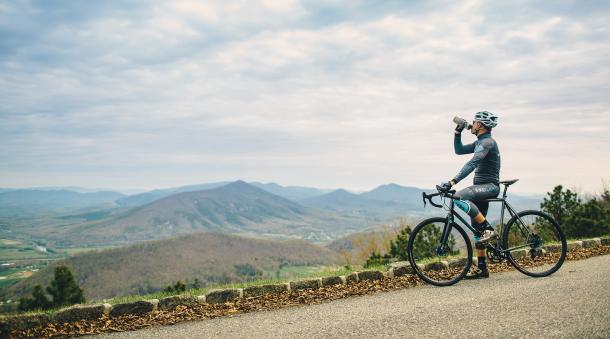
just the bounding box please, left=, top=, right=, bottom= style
left=453, top=116, right=472, bottom=132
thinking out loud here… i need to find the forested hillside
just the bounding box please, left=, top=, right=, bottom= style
left=3, top=232, right=339, bottom=300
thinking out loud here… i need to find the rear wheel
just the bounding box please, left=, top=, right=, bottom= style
left=407, top=217, right=473, bottom=286
left=502, top=210, right=566, bottom=277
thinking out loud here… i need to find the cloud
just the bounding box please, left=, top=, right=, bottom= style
left=0, top=0, right=609, bottom=193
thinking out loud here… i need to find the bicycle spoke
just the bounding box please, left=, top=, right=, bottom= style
left=503, top=211, right=566, bottom=277
left=408, top=218, right=472, bottom=286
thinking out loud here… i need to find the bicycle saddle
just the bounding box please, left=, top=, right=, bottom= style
left=499, top=179, right=519, bottom=186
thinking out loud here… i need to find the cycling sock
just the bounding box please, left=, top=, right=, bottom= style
left=477, top=255, right=487, bottom=271
left=476, top=244, right=487, bottom=271
left=473, top=212, right=485, bottom=224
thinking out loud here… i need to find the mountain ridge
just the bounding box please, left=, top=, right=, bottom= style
left=19, top=181, right=365, bottom=247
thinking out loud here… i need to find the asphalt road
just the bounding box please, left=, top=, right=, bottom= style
left=97, top=255, right=610, bottom=338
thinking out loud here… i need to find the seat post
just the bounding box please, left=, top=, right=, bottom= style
left=502, top=184, right=508, bottom=198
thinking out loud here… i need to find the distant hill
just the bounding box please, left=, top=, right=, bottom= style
left=0, top=189, right=125, bottom=217
left=301, top=185, right=429, bottom=221
left=24, top=181, right=365, bottom=247
left=302, top=189, right=366, bottom=209
left=303, top=183, right=542, bottom=223
left=117, top=181, right=329, bottom=207
left=116, top=182, right=230, bottom=207
left=2, top=232, right=340, bottom=300
left=1, top=181, right=542, bottom=248
left=249, top=182, right=330, bottom=201
left=361, top=183, right=425, bottom=205
left=325, top=217, right=425, bottom=264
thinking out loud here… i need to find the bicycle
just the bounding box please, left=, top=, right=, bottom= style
left=406, top=179, right=567, bottom=286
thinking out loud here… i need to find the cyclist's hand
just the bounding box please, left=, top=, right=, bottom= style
left=439, top=181, right=453, bottom=191
left=454, top=120, right=468, bottom=133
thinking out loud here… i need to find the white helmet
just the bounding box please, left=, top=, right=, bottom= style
left=474, top=111, right=498, bottom=128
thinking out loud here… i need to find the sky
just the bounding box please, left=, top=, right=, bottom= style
left=1, top=0, right=609, bottom=195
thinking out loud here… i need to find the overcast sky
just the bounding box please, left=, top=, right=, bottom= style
left=1, top=0, right=609, bottom=195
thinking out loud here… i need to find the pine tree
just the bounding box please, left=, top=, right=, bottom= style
left=191, top=278, right=201, bottom=289
left=18, top=285, right=51, bottom=311
left=364, top=251, right=391, bottom=268
left=541, top=185, right=610, bottom=238
left=173, top=281, right=186, bottom=292
left=18, top=266, right=84, bottom=311
left=388, top=226, right=412, bottom=261
left=567, top=199, right=610, bottom=238
left=46, top=266, right=85, bottom=308
left=541, top=185, right=581, bottom=227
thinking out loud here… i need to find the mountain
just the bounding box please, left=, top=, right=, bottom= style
left=0, top=189, right=125, bottom=217
left=117, top=181, right=329, bottom=208
left=301, top=185, right=430, bottom=221
left=25, top=181, right=366, bottom=246
left=302, top=189, right=365, bottom=209
left=116, top=182, right=230, bottom=207
left=1, top=180, right=543, bottom=249
left=2, top=232, right=340, bottom=300
left=361, top=184, right=425, bottom=203
left=249, top=182, right=330, bottom=201
left=303, top=182, right=542, bottom=223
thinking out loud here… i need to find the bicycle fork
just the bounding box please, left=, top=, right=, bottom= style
left=437, top=200, right=459, bottom=256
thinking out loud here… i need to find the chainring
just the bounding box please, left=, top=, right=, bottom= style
left=486, top=246, right=505, bottom=263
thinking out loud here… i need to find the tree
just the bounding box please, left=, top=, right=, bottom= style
left=164, top=281, right=187, bottom=293
left=541, top=184, right=610, bottom=238
left=388, top=226, right=412, bottom=261
left=408, top=224, right=457, bottom=259
left=234, top=263, right=262, bottom=278
left=46, top=266, right=85, bottom=308
left=18, top=266, right=84, bottom=311
left=173, top=281, right=186, bottom=292
left=191, top=278, right=201, bottom=289
left=18, top=285, right=51, bottom=311
left=276, top=261, right=289, bottom=280
left=601, top=186, right=610, bottom=208
left=364, top=251, right=391, bottom=268
left=566, top=199, right=610, bottom=238
left=541, top=185, right=581, bottom=227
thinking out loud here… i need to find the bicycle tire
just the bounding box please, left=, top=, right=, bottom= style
left=407, top=217, right=473, bottom=286
left=502, top=210, right=567, bottom=277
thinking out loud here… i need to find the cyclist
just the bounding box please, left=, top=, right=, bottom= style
left=441, top=111, right=501, bottom=279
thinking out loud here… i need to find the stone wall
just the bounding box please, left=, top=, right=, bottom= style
left=1, top=236, right=608, bottom=335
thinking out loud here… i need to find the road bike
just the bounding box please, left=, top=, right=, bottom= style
left=406, top=179, right=567, bottom=286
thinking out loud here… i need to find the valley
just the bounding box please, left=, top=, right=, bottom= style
left=0, top=180, right=542, bottom=307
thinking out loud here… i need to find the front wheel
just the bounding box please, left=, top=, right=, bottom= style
left=407, top=217, right=473, bottom=286
left=502, top=210, right=567, bottom=277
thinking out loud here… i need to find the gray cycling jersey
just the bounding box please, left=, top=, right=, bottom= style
left=453, top=133, right=501, bottom=185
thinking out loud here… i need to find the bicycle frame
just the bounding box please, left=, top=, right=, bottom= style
left=440, top=186, right=533, bottom=254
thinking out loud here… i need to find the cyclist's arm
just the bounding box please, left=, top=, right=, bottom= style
left=452, top=140, right=492, bottom=183
left=454, top=133, right=475, bottom=155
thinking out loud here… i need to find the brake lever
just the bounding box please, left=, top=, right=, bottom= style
left=422, top=192, right=427, bottom=207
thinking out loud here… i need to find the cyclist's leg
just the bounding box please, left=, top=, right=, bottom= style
left=454, top=184, right=500, bottom=276
left=454, top=184, right=499, bottom=234
left=471, top=200, right=490, bottom=229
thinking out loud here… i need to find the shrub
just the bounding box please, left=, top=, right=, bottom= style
left=164, top=280, right=186, bottom=293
